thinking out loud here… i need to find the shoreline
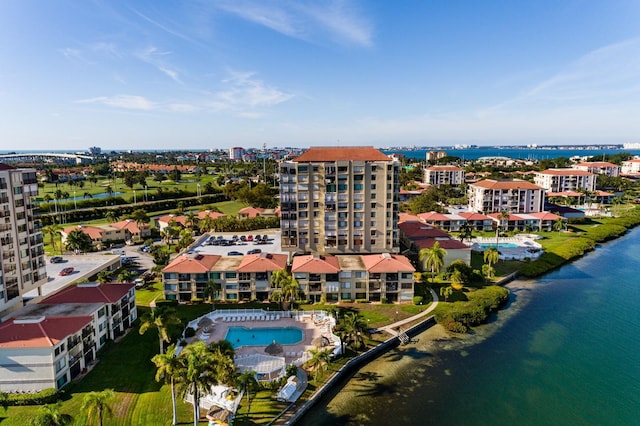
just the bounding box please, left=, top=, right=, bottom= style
left=289, top=226, right=639, bottom=425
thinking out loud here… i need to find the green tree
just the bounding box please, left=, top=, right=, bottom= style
left=177, top=342, right=217, bottom=426
left=105, top=210, right=118, bottom=224
left=43, top=224, right=62, bottom=254
left=96, top=270, right=112, bottom=284
left=117, top=270, right=134, bottom=283
left=419, top=241, right=447, bottom=283
left=439, top=286, right=453, bottom=302
left=139, top=305, right=182, bottom=354
left=29, top=402, right=73, bottom=426
left=553, top=217, right=565, bottom=232
left=450, top=269, right=465, bottom=290
left=497, top=210, right=510, bottom=246
left=82, top=389, right=115, bottom=426
left=341, top=311, right=368, bottom=351
left=236, top=370, right=258, bottom=419
left=129, top=208, right=150, bottom=227
left=305, top=347, right=332, bottom=381
left=152, top=344, right=182, bottom=426
left=483, top=248, right=500, bottom=279
left=65, top=229, right=93, bottom=254
left=204, top=279, right=221, bottom=305
left=458, top=222, right=474, bottom=243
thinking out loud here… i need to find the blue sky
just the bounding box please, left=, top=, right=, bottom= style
left=1, top=0, right=640, bottom=151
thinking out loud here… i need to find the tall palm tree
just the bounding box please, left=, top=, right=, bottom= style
left=65, top=229, right=93, bottom=254
left=497, top=210, right=510, bottom=247
left=29, top=402, right=73, bottom=426
left=341, top=312, right=368, bottom=351
left=151, top=344, right=182, bottom=426
left=553, top=217, right=565, bottom=232
left=96, top=270, right=112, bottom=284
left=282, top=276, right=301, bottom=310
left=483, top=247, right=499, bottom=279
left=203, top=279, right=220, bottom=305
left=236, top=370, right=258, bottom=419
left=81, top=389, right=115, bottom=426
left=185, top=211, right=199, bottom=232
left=177, top=342, right=217, bottom=426
left=270, top=269, right=295, bottom=309
left=104, top=210, right=118, bottom=224
left=139, top=305, right=182, bottom=354
left=43, top=224, right=62, bottom=254
left=117, top=270, right=134, bottom=283
left=419, top=241, right=447, bottom=283
left=305, top=347, right=332, bottom=381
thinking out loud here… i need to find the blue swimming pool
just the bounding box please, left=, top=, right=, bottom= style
left=474, top=242, right=520, bottom=249
left=225, top=326, right=303, bottom=349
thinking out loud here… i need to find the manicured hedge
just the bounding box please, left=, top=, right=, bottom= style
left=5, top=388, right=61, bottom=406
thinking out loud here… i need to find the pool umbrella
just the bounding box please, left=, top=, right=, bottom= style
left=312, top=336, right=330, bottom=348
left=198, top=316, right=214, bottom=328
left=265, top=341, right=284, bottom=355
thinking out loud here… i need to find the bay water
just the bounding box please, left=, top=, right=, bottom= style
left=302, top=228, right=640, bottom=425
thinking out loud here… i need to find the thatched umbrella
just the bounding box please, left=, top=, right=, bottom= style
left=312, top=336, right=331, bottom=348
left=264, top=340, right=284, bottom=355
left=198, top=316, right=214, bottom=328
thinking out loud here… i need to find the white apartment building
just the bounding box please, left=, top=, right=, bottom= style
left=280, top=147, right=400, bottom=255
left=229, top=147, right=244, bottom=161
left=621, top=159, right=640, bottom=175
left=573, top=161, right=620, bottom=177
left=0, top=165, right=47, bottom=317
left=534, top=168, right=597, bottom=193
left=468, top=179, right=545, bottom=214
left=423, top=165, right=465, bottom=186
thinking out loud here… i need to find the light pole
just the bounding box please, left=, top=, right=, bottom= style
left=263, top=142, right=267, bottom=183
left=73, top=190, right=77, bottom=210
left=197, top=183, right=201, bottom=198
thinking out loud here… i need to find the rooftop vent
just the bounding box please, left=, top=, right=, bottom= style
left=381, top=253, right=392, bottom=259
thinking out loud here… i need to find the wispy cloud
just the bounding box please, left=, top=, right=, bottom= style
left=136, top=46, right=183, bottom=84
left=76, top=95, right=157, bottom=110
left=60, top=48, right=82, bottom=60
left=208, top=70, right=294, bottom=115
left=214, top=0, right=373, bottom=47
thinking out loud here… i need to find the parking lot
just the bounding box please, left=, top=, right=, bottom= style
left=191, top=230, right=283, bottom=256
left=26, top=254, right=122, bottom=299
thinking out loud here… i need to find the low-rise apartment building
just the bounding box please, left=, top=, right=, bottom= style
left=468, top=179, right=545, bottom=214
left=61, top=224, right=126, bottom=248
left=0, top=282, right=136, bottom=392
left=573, top=161, right=620, bottom=177
left=292, top=253, right=415, bottom=303
left=423, top=165, right=465, bottom=187
left=534, top=168, right=597, bottom=193
left=621, top=159, right=640, bottom=175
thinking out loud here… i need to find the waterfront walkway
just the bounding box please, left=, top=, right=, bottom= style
left=377, top=288, right=439, bottom=336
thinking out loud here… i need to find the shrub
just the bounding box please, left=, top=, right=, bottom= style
left=413, top=296, right=424, bottom=305
left=355, top=299, right=370, bottom=304
left=190, top=297, right=204, bottom=304
left=433, top=286, right=509, bottom=333
left=154, top=299, right=178, bottom=308
left=380, top=297, right=388, bottom=304
left=6, top=388, right=61, bottom=406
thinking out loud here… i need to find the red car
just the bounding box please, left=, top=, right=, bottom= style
left=59, top=267, right=74, bottom=276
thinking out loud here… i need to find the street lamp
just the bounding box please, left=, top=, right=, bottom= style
left=197, top=183, right=201, bottom=198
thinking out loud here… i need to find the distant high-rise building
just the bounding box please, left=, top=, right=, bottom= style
left=229, top=147, right=244, bottom=161
left=0, top=165, right=47, bottom=316
left=279, top=146, right=400, bottom=255
left=87, top=146, right=101, bottom=155
left=426, top=151, right=447, bottom=161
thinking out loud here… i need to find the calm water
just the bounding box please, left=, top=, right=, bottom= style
left=383, top=147, right=640, bottom=161
left=225, top=326, right=303, bottom=349
left=302, top=228, right=640, bottom=426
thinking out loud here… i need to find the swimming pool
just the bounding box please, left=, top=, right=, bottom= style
left=474, top=242, right=520, bottom=249
left=225, top=326, right=303, bottom=349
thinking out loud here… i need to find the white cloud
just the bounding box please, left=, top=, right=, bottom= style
left=214, top=0, right=373, bottom=47
left=60, top=48, right=82, bottom=59
left=76, top=95, right=156, bottom=110
left=136, top=46, right=183, bottom=84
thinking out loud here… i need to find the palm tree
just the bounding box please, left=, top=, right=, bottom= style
left=419, top=241, right=447, bottom=283
left=96, top=270, right=112, bottom=284
left=497, top=210, right=510, bottom=247
left=450, top=269, right=465, bottom=290
left=129, top=208, right=149, bottom=227
left=139, top=305, right=182, bottom=354
left=185, top=211, right=199, bottom=232
left=483, top=247, right=499, bottom=279
left=553, top=217, right=565, bottom=232
left=81, top=389, right=115, bottom=426
left=282, top=276, right=301, bottom=310
left=105, top=210, right=118, bottom=224
left=203, top=279, right=220, bottom=305
left=439, top=286, right=453, bottom=302
left=177, top=342, right=217, bottom=426
left=305, top=347, right=332, bottom=381
left=152, top=344, right=182, bottom=426
left=65, top=229, right=93, bottom=254
left=117, top=270, right=134, bottom=283
left=341, top=312, right=368, bottom=351
left=43, top=224, right=62, bottom=254
left=30, top=402, right=73, bottom=426
left=270, top=269, right=296, bottom=309
left=236, top=370, right=258, bottom=419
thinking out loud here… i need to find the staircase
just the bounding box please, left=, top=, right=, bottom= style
left=397, top=328, right=410, bottom=345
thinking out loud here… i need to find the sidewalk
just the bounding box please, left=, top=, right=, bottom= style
left=377, top=288, right=439, bottom=336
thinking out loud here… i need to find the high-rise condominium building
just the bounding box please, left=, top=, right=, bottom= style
left=0, top=165, right=46, bottom=316
left=279, top=147, right=400, bottom=255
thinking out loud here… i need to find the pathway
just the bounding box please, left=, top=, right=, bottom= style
left=377, top=288, right=439, bottom=336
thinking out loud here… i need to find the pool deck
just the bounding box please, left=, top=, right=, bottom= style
left=198, top=315, right=328, bottom=361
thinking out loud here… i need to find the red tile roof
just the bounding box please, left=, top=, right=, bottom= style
left=237, top=253, right=287, bottom=273
left=457, top=212, right=492, bottom=221
left=294, top=147, right=390, bottom=162
left=575, top=162, right=618, bottom=168
left=163, top=254, right=221, bottom=273
left=41, top=283, right=134, bottom=304
left=158, top=214, right=188, bottom=225
left=418, top=212, right=455, bottom=222
left=62, top=225, right=105, bottom=240
left=111, top=219, right=148, bottom=233
left=398, top=213, right=421, bottom=223
left=291, top=255, right=341, bottom=274
left=537, top=168, right=593, bottom=176
left=197, top=210, right=227, bottom=220
left=425, top=165, right=463, bottom=171
left=398, top=221, right=450, bottom=239
left=527, top=212, right=562, bottom=220
left=414, top=238, right=469, bottom=250
left=471, top=179, right=542, bottom=190
left=360, top=254, right=415, bottom=273
left=0, top=316, right=93, bottom=348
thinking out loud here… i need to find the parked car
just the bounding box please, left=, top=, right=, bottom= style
left=50, top=256, right=63, bottom=264
left=59, top=267, right=74, bottom=276
left=247, top=235, right=253, bottom=241
left=227, top=251, right=243, bottom=256
left=247, top=248, right=262, bottom=255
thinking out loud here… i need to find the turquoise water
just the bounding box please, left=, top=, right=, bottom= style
left=475, top=242, right=520, bottom=249
left=303, top=228, right=640, bottom=425
left=225, top=326, right=303, bottom=349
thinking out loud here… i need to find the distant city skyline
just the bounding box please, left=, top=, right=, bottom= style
left=2, top=1, right=640, bottom=150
